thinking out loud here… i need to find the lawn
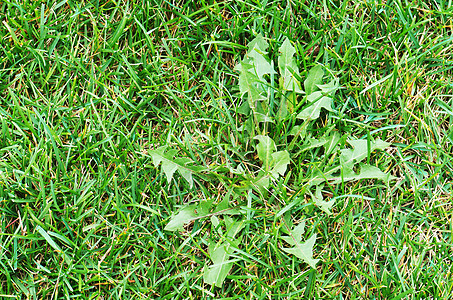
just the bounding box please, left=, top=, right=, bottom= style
left=1, top=0, right=453, bottom=299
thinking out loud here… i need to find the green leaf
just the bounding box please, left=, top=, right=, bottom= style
left=248, top=48, right=275, bottom=79
left=277, top=92, right=298, bottom=122
left=238, top=67, right=266, bottom=103
left=247, top=136, right=290, bottom=194
left=203, top=241, right=237, bottom=288
left=214, top=192, right=241, bottom=215
left=237, top=65, right=272, bottom=126
left=254, top=135, right=276, bottom=171
left=254, top=112, right=274, bottom=124
left=164, top=205, right=197, bottom=231
left=318, top=138, right=395, bottom=184
left=282, top=234, right=319, bottom=269
left=340, top=139, right=390, bottom=169
left=296, top=96, right=334, bottom=120
left=165, top=197, right=240, bottom=232
left=296, top=78, right=339, bottom=121
left=235, top=34, right=275, bottom=126
left=304, top=65, right=324, bottom=95
left=329, top=163, right=396, bottom=184
left=277, top=93, right=289, bottom=120
left=280, top=221, right=305, bottom=245
left=307, top=91, right=327, bottom=103
left=37, top=226, right=71, bottom=264
left=317, top=78, right=339, bottom=95
left=251, top=173, right=270, bottom=195
left=225, top=217, right=245, bottom=238
left=237, top=101, right=251, bottom=115
left=199, top=199, right=214, bottom=216
left=271, top=150, right=290, bottom=177
left=278, top=38, right=302, bottom=93
left=246, top=33, right=269, bottom=52
left=289, top=125, right=306, bottom=138
left=296, top=136, right=328, bottom=153
left=311, top=185, right=335, bottom=215
left=204, top=221, right=242, bottom=287
left=237, top=115, right=254, bottom=133
left=149, top=146, right=203, bottom=188
left=108, top=7, right=128, bottom=45
left=323, top=132, right=341, bottom=157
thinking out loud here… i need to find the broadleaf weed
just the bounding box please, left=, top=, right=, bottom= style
left=151, top=35, right=397, bottom=287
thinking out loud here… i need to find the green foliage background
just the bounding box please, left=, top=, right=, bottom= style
left=1, top=0, right=453, bottom=299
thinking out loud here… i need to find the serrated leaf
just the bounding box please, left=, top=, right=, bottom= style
left=289, top=125, right=306, bottom=138
left=199, top=199, right=214, bottom=216
left=306, top=91, right=324, bottom=103
left=282, top=234, right=319, bottom=268
left=317, top=138, right=395, bottom=184
left=248, top=48, right=275, bottom=79
left=247, top=33, right=269, bottom=52
left=215, top=194, right=230, bottom=212
left=296, top=96, right=334, bottom=120
left=308, top=169, right=328, bottom=187
left=309, top=138, right=394, bottom=186
left=323, top=132, right=341, bottom=157
left=271, top=150, right=290, bottom=177
left=297, top=136, right=328, bottom=152
left=173, top=157, right=194, bottom=184
left=317, top=78, right=339, bottom=95
left=289, top=125, right=301, bottom=136
left=311, top=185, right=335, bottom=215
left=238, top=68, right=266, bottom=103
left=165, top=198, right=239, bottom=232
left=237, top=115, right=254, bottom=133
left=237, top=65, right=269, bottom=123
left=164, top=206, right=197, bottom=231
left=235, top=34, right=275, bottom=125
left=254, top=135, right=276, bottom=171
left=204, top=238, right=241, bottom=287
left=203, top=243, right=234, bottom=287
left=281, top=213, right=293, bottom=234
left=304, top=65, right=324, bottom=95
left=214, top=193, right=241, bottom=215
left=149, top=146, right=201, bottom=188
left=251, top=173, right=270, bottom=195
left=340, top=139, right=390, bottom=169
left=277, top=95, right=289, bottom=120
left=277, top=92, right=297, bottom=122
left=248, top=147, right=289, bottom=194
left=252, top=136, right=290, bottom=183
left=329, top=163, right=396, bottom=184
left=278, top=38, right=302, bottom=93
left=280, top=221, right=305, bottom=245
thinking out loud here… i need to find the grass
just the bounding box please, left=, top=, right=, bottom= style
left=1, top=0, right=453, bottom=299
